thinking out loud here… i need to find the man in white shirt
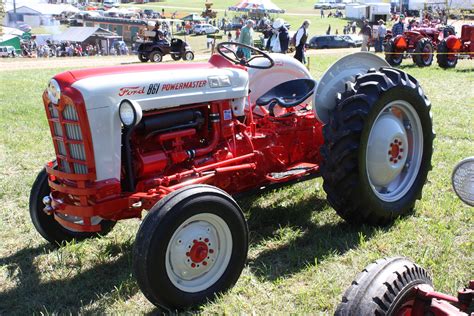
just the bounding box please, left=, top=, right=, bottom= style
left=294, top=20, right=310, bottom=63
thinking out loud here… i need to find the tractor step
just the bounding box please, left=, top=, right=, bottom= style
left=266, top=162, right=319, bottom=183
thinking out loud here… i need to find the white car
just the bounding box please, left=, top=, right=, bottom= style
left=193, top=24, right=219, bottom=35
left=0, top=46, right=16, bottom=57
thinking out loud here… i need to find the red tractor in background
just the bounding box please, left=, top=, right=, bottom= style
left=31, top=44, right=436, bottom=309
left=437, top=24, right=474, bottom=68
left=385, top=26, right=444, bottom=67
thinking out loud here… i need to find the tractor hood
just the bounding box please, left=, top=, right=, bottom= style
left=56, top=61, right=249, bottom=111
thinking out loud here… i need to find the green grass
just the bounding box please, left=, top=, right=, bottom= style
left=0, top=55, right=473, bottom=314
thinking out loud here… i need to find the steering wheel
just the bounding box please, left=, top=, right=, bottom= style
left=216, top=42, right=274, bottom=69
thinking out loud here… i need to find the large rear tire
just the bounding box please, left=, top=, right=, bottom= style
left=384, top=40, right=403, bottom=66
left=29, top=168, right=116, bottom=245
left=335, top=257, right=432, bottom=316
left=149, top=51, right=163, bottom=63
left=437, top=40, right=458, bottom=69
left=133, top=185, right=248, bottom=309
left=413, top=38, right=434, bottom=67
left=320, top=68, right=435, bottom=225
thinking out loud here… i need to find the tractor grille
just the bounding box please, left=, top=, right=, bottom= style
left=47, top=103, right=88, bottom=174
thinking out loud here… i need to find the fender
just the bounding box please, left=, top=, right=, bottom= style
left=313, top=52, right=389, bottom=124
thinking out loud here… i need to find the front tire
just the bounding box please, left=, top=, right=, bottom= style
left=320, top=68, right=435, bottom=225
left=29, top=168, right=115, bottom=245
left=133, top=185, right=248, bottom=309
left=183, top=51, right=194, bottom=61
left=170, top=53, right=181, bottom=61
left=413, top=38, right=434, bottom=67
left=149, top=51, right=163, bottom=62
left=335, top=257, right=432, bottom=316
left=384, top=40, right=403, bottom=66
left=437, top=40, right=458, bottom=68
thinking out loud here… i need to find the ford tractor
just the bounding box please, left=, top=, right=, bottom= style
left=31, top=43, right=435, bottom=309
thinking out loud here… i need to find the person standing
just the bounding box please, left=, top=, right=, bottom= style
left=294, top=20, right=310, bottom=63
left=359, top=19, right=372, bottom=51
left=352, top=20, right=357, bottom=34
left=376, top=19, right=386, bottom=52
left=238, top=20, right=254, bottom=59
left=320, top=8, right=325, bottom=18
left=392, top=15, right=405, bottom=36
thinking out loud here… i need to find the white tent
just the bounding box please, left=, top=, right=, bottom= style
left=229, top=0, right=285, bottom=13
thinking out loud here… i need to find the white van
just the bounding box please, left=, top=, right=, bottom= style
left=0, top=46, right=16, bottom=57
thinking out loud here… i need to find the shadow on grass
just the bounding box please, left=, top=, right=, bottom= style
left=399, top=64, right=419, bottom=69
left=239, top=194, right=380, bottom=281
left=0, top=242, right=140, bottom=314
left=455, top=68, right=474, bottom=73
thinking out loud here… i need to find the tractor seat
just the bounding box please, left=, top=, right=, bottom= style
left=256, top=79, right=316, bottom=108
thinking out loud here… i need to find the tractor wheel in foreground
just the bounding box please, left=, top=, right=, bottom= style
left=170, top=53, right=181, bottom=61
left=384, top=40, right=403, bottom=66
left=437, top=40, right=458, bottom=69
left=320, top=67, right=435, bottom=225
left=413, top=38, right=434, bottom=67
left=183, top=51, right=195, bottom=61
left=138, top=53, right=149, bottom=62
left=133, top=185, right=248, bottom=309
left=29, top=168, right=115, bottom=245
left=335, top=257, right=432, bottom=316
left=149, top=51, right=163, bottom=63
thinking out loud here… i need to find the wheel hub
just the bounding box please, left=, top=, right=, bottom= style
left=367, top=112, right=408, bottom=187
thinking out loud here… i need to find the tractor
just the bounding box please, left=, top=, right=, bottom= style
left=437, top=24, right=474, bottom=68
left=31, top=43, right=435, bottom=309
left=385, top=26, right=442, bottom=67
left=335, top=157, right=474, bottom=316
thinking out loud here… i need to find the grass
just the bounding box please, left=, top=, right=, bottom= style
left=0, top=52, right=473, bottom=313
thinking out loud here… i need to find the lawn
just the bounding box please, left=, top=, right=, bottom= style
left=0, top=54, right=472, bottom=314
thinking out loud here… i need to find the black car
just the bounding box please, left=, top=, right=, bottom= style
left=137, top=38, right=194, bottom=63
left=308, top=35, right=357, bottom=49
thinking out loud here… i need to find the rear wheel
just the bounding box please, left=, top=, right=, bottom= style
left=384, top=40, right=403, bottom=66
left=29, top=168, right=115, bottom=245
left=413, top=38, right=434, bottom=67
left=133, top=185, right=248, bottom=309
left=149, top=51, right=163, bottom=62
left=320, top=68, right=434, bottom=225
left=437, top=40, right=458, bottom=68
left=183, top=51, right=194, bottom=61
left=335, top=257, right=432, bottom=316
left=138, top=53, right=149, bottom=62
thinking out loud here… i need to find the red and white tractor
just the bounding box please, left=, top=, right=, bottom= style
left=437, top=24, right=474, bottom=68
left=31, top=43, right=435, bottom=309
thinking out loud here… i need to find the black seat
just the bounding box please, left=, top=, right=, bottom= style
left=256, top=79, right=316, bottom=108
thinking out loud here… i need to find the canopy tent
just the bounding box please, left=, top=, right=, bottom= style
left=53, top=27, right=120, bottom=43
left=182, top=13, right=206, bottom=21
left=228, top=0, right=285, bottom=13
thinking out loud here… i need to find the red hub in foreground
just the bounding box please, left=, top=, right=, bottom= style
left=186, top=240, right=211, bottom=265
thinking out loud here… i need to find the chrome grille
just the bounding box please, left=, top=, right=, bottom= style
left=69, top=143, right=86, bottom=160
left=57, top=141, right=67, bottom=156
left=63, top=105, right=79, bottom=121
left=65, top=123, right=83, bottom=140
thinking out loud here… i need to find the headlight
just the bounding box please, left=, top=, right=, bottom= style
left=452, top=157, right=474, bottom=206
left=47, top=79, right=61, bottom=104
left=119, top=99, right=142, bottom=127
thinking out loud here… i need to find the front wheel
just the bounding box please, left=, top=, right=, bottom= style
left=183, top=51, right=194, bottom=61
left=29, top=168, right=115, bottom=245
left=149, top=51, right=163, bottom=62
left=335, top=257, right=432, bottom=315
left=133, top=185, right=248, bottom=309
left=320, top=68, right=435, bottom=225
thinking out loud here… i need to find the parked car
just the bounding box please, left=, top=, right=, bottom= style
left=0, top=46, right=16, bottom=57
left=193, top=24, right=219, bottom=35
left=14, top=22, right=31, bottom=33
left=309, top=35, right=357, bottom=49
left=314, top=2, right=333, bottom=9
left=341, top=34, right=363, bottom=47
